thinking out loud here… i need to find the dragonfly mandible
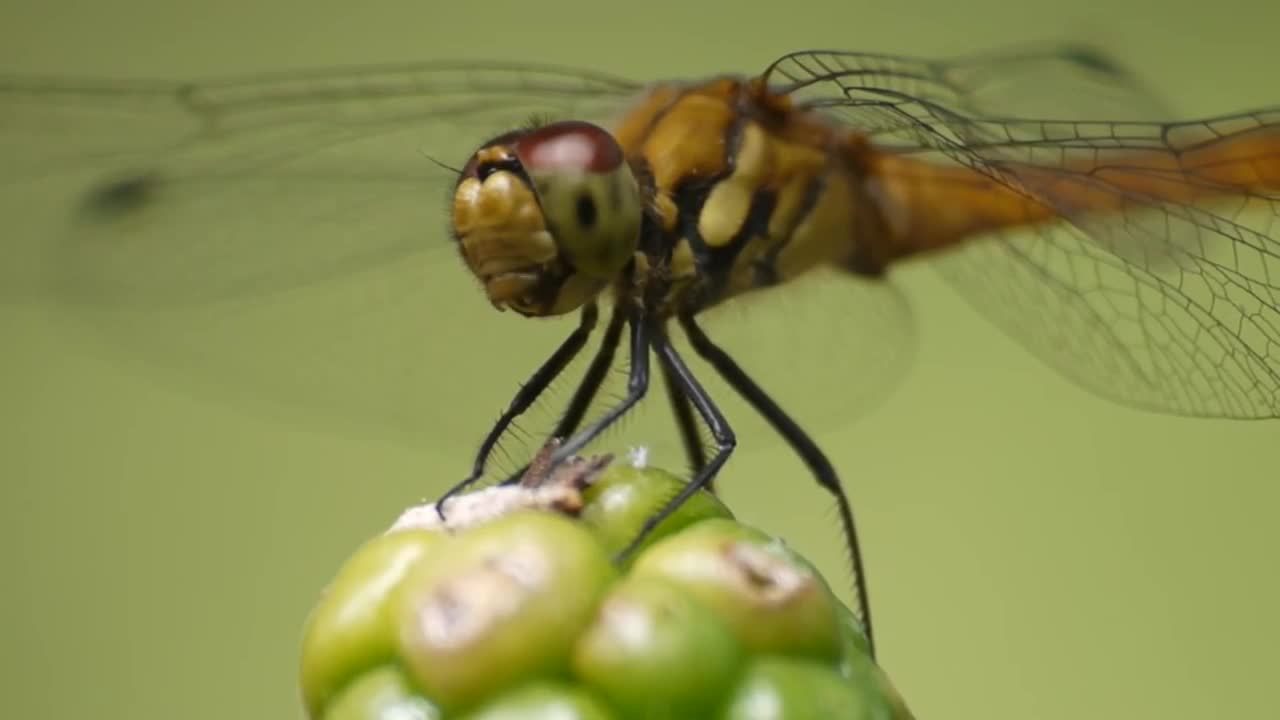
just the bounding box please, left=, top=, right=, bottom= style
left=3, top=46, right=1278, bottom=659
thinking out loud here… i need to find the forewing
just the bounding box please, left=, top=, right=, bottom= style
left=2, top=62, right=641, bottom=302
left=0, top=63, right=646, bottom=447
left=769, top=47, right=1280, bottom=418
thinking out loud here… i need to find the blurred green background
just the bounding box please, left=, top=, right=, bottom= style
left=2, top=1, right=1277, bottom=718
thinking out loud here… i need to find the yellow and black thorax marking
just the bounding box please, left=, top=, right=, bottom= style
left=611, top=76, right=883, bottom=316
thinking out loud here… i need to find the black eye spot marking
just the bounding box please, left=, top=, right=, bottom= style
left=576, top=192, right=598, bottom=229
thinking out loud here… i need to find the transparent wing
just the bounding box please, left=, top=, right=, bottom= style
left=1, top=62, right=642, bottom=301
left=768, top=47, right=1280, bottom=418
left=0, top=62, right=646, bottom=449
left=631, top=269, right=918, bottom=474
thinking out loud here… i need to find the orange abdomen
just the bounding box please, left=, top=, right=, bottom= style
left=866, top=120, right=1280, bottom=262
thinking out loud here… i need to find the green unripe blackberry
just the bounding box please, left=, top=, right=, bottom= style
left=300, top=452, right=913, bottom=720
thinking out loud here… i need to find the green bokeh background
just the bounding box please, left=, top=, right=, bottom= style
left=2, top=1, right=1277, bottom=719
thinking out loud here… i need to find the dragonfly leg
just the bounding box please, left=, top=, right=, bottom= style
left=547, top=304, right=651, bottom=463
left=677, top=312, right=876, bottom=659
left=553, top=306, right=629, bottom=440
left=499, top=308, right=711, bottom=487
left=614, top=323, right=736, bottom=558
left=434, top=303, right=599, bottom=518
left=496, top=305, right=628, bottom=486
left=661, top=357, right=710, bottom=479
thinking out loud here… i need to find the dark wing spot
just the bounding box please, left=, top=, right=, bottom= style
left=576, top=192, right=597, bottom=229
left=81, top=173, right=159, bottom=220
left=1059, top=44, right=1128, bottom=77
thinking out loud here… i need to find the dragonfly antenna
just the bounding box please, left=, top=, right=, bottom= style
left=419, top=149, right=463, bottom=176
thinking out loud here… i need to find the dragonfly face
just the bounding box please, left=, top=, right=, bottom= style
left=451, top=120, right=643, bottom=317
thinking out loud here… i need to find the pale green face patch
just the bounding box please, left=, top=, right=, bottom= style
left=527, top=165, right=642, bottom=280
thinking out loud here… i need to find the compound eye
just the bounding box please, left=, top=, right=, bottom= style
left=514, top=121, right=626, bottom=175
left=513, top=121, right=640, bottom=279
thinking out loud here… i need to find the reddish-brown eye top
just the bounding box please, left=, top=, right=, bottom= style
left=514, top=121, right=624, bottom=174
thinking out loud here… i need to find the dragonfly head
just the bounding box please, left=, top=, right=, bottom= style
left=452, top=120, right=643, bottom=316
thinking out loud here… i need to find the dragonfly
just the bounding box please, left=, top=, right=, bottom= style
left=3, top=46, right=1278, bottom=659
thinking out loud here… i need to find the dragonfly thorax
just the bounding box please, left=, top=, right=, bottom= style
left=451, top=120, right=643, bottom=317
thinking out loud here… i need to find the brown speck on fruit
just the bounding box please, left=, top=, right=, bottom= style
left=722, top=541, right=813, bottom=606
left=413, top=566, right=527, bottom=651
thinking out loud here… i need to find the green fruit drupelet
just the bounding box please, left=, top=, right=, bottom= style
left=300, top=459, right=913, bottom=720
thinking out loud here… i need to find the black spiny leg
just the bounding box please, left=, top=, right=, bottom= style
left=548, top=304, right=650, bottom=465
left=436, top=303, right=599, bottom=515
left=679, top=312, right=876, bottom=659
left=615, top=323, right=736, bottom=560
left=498, top=306, right=628, bottom=487
left=553, top=305, right=629, bottom=441
left=661, top=357, right=710, bottom=478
